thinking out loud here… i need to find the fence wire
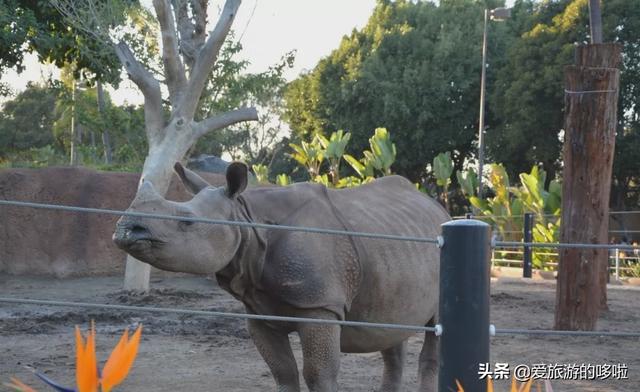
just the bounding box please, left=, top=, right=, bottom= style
left=2, top=297, right=639, bottom=338
left=493, top=327, right=640, bottom=338
left=3, top=199, right=640, bottom=251
left=494, top=240, right=640, bottom=252
left=0, top=297, right=434, bottom=333
left=0, top=200, right=438, bottom=244
left=2, top=199, right=640, bottom=338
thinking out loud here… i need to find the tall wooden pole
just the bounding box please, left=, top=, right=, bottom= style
left=588, top=0, right=603, bottom=44
left=477, top=9, right=489, bottom=199
left=69, top=81, right=79, bottom=166
left=555, top=43, right=621, bottom=330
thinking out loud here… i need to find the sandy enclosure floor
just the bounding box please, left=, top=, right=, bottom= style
left=0, top=275, right=638, bottom=391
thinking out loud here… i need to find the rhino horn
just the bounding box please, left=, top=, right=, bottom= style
left=135, top=179, right=162, bottom=202
left=174, top=162, right=211, bottom=195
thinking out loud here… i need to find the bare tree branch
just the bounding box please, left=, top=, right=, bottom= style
left=115, top=42, right=165, bottom=143
left=191, top=0, right=208, bottom=48
left=178, top=0, right=241, bottom=119
left=193, top=107, right=258, bottom=139
left=175, top=0, right=195, bottom=65
left=153, top=0, right=187, bottom=109
left=175, top=0, right=208, bottom=70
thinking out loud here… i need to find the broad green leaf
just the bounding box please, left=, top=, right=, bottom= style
left=369, top=128, right=396, bottom=174
left=433, top=152, right=453, bottom=186
left=344, top=154, right=366, bottom=178
left=469, top=196, right=489, bottom=211
left=456, top=168, right=477, bottom=197
left=337, top=176, right=361, bottom=188
left=275, top=174, right=291, bottom=186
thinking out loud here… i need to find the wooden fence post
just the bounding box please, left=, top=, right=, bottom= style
left=555, top=43, right=622, bottom=330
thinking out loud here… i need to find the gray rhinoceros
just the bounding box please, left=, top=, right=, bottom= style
left=113, top=162, right=450, bottom=392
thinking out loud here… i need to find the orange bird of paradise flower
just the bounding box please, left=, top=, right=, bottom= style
left=5, top=322, right=142, bottom=392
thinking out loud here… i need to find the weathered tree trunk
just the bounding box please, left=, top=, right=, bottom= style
left=117, top=0, right=258, bottom=290
left=96, top=81, right=112, bottom=164
left=555, top=43, right=621, bottom=330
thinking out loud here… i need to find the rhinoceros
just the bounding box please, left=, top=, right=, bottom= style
left=113, top=162, right=450, bottom=391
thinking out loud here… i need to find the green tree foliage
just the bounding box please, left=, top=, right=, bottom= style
left=0, top=82, right=58, bottom=158
left=489, top=0, right=588, bottom=180
left=52, top=87, right=147, bottom=169
left=607, top=0, right=640, bottom=209
left=284, top=0, right=505, bottom=182
left=283, top=0, right=640, bottom=211
left=490, top=0, right=640, bottom=194
left=0, top=0, right=137, bottom=84
left=0, top=80, right=146, bottom=170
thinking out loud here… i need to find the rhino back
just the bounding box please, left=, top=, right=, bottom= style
left=328, top=175, right=449, bottom=238
left=326, top=176, right=449, bottom=336
left=242, top=178, right=448, bottom=332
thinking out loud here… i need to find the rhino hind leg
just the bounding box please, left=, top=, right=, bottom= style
left=379, top=340, right=407, bottom=391
left=297, top=311, right=341, bottom=392
left=417, top=317, right=438, bottom=391
left=247, top=319, right=301, bottom=392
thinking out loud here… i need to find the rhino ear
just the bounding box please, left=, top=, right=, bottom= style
left=174, top=162, right=210, bottom=195
left=226, top=162, right=248, bottom=198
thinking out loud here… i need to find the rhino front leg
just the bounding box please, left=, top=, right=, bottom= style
left=248, top=319, right=300, bottom=392
left=380, top=340, right=407, bottom=391
left=417, top=317, right=438, bottom=391
left=297, top=313, right=341, bottom=392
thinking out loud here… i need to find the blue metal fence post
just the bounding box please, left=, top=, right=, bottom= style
left=523, top=213, right=534, bottom=278
left=439, top=219, right=492, bottom=392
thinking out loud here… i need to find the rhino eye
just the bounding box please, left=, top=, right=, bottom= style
left=179, top=219, right=195, bottom=228
left=177, top=214, right=196, bottom=230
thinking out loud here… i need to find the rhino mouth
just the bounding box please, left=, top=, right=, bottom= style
left=113, top=224, right=165, bottom=250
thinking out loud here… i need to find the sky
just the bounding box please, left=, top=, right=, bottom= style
left=1, top=0, right=378, bottom=105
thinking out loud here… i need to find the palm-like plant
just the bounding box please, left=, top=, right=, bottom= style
left=289, top=138, right=325, bottom=179
left=317, top=130, right=351, bottom=185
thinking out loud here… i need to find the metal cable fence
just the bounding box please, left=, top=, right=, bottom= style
left=1, top=297, right=639, bottom=338
left=454, top=212, right=640, bottom=279
left=1, top=199, right=640, bottom=339
left=0, top=200, right=439, bottom=244
left=0, top=297, right=435, bottom=333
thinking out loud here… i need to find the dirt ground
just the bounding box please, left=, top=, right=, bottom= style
left=0, top=275, right=638, bottom=391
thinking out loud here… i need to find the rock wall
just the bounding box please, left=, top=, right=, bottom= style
left=0, top=167, right=225, bottom=277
